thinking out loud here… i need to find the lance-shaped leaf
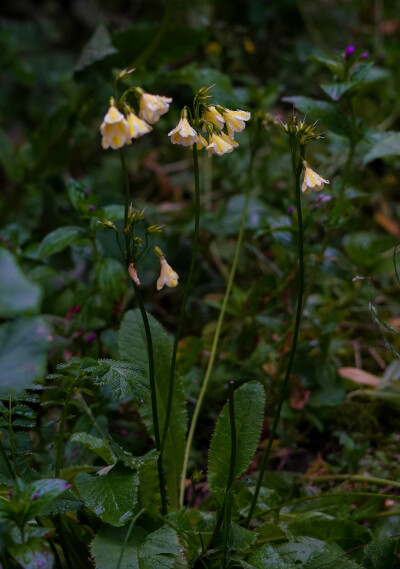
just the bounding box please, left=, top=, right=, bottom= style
left=119, top=309, right=187, bottom=510
left=208, top=381, right=265, bottom=493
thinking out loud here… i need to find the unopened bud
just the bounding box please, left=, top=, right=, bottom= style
left=133, top=237, right=143, bottom=246
left=147, top=224, right=164, bottom=234
left=97, top=219, right=117, bottom=231
left=128, top=263, right=141, bottom=286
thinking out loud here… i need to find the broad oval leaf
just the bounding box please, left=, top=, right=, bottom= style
left=208, top=381, right=265, bottom=493
left=38, top=226, right=87, bottom=258
left=363, top=132, right=400, bottom=165
left=0, top=248, right=41, bottom=317
left=0, top=317, right=48, bottom=397
left=76, top=462, right=139, bottom=527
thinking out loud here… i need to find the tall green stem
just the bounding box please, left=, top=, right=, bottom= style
left=119, top=150, right=167, bottom=515
left=55, top=385, right=74, bottom=477
left=161, top=145, right=201, bottom=451
left=180, top=148, right=256, bottom=506
left=245, top=142, right=305, bottom=527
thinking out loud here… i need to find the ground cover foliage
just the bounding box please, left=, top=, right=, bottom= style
left=1, top=0, right=400, bottom=567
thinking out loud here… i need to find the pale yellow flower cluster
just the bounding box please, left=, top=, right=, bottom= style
left=100, top=93, right=172, bottom=150
left=168, top=105, right=251, bottom=157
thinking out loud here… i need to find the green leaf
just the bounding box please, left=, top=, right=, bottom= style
left=91, top=524, right=185, bottom=569
left=282, top=96, right=351, bottom=137
left=309, top=55, right=343, bottom=75
left=37, top=226, right=87, bottom=258
left=113, top=25, right=208, bottom=67
left=94, top=257, right=126, bottom=300
left=63, top=357, right=149, bottom=404
left=277, top=537, right=345, bottom=565
left=75, top=462, right=139, bottom=526
left=208, top=381, right=265, bottom=493
left=119, top=309, right=187, bottom=510
left=247, top=543, right=288, bottom=569
left=0, top=317, right=48, bottom=397
left=0, top=249, right=41, bottom=317
left=363, top=538, right=399, bottom=569
left=363, top=132, right=400, bottom=164
left=343, top=231, right=394, bottom=272
left=75, top=24, right=118, bottom=72
left=302, top=550, right=362, bottom=569
left=288, top=512, right=371, bottom=550
left=170, top=64, right=237, bottom=107
left=70, top=433, right=117, bottom=464
left=9, top=538, right=53, bottom=569
left=226, top=522, right=258, bottom=552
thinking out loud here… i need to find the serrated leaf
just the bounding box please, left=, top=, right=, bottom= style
left=208, top=381, right=265, bottom=493
left=302, top=550, right=362, bottom=569
left=363, top=538, right=399, bottom=569
left=38, top=226, right=87, bottom=258
left=91, top=524, right=185, bottom=569
left=363, top=132, right=400, bottom=164
left=247, top=543, right=288, bottom=569
left=76, top=462, right=139, bottom=526
left=0, top=317, right=48, bottom=397
left=226, top=522, right=258, bottom=552
left=0, top=249, right=42, bottom=317
left=282, top=96, right=351, bottom=137
left=119, top=309, right=187, bottom=510
left=70, top=433, right=117, bottom=464
left=289, top=512, right=371, bottom=550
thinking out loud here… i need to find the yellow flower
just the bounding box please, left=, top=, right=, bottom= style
left=157, top=258, right=179, bottom=290
left=206, top=132, right=238, bottom=157
left=100, top=104, right=131, bottom=150
left=126, top=112, right=152, bottom=138
left=168, top=117, right=199, bottom=147
left=194, top=134, right=208, bottom=150
left=222, top=109, right=251, bottom=138
left=202, top=106, right=225, bottom=131
left=139, top=93, right=172, bottom=124
left=301, top=164, right=330, bottom=194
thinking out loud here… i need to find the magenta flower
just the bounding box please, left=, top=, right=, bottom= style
left=345, top=45, right=355, bottom=60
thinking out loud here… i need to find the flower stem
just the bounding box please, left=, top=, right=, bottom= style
left=179, top=148, right=256, bottom=506
left=245, top=141, right=305, bottom=528
left=55, top=385, right=74, bottom=477
left=119, top=150, right=167, bottom=515
left=161, top=146, right=201, bottom=448
left=116, top=508, right=145, bottom=569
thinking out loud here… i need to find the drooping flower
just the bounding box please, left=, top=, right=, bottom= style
left=139, top=93, right=172, bottom=124
left=126, top=112, right=152, bottom=139
left=195, top=134, right=208, bottom=150
left=157, top=257, right=179, bottom=290
left=206, top=132, right=238, bottom=157
left=168, top=117, right=199, bottom=147
left=202, top=106, right=225, bottom=130
left=222, top=108, right=251, bottom=138
left=301, top=164, right=330, bottom=194
left=100, top=104, right=131, bottom=150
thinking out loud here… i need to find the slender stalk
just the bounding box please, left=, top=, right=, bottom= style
left=119, top=150, right=167, bottom=514
left=116, top=509, right=145, bottom=569
left=0, top=436, right=15, bottom=481
left=245, top=141, right=305, bottom=527
left=180, top=149, right=256, bottom=506
left=55, top=385, right=74, bottom=477
left=161, top=145, right=201, bottom=450
left=305, top=473, right=400, bottom=489
left=134, top=283, right=168, bottom=514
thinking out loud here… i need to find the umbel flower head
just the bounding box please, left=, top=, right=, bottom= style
left=301, top=162, right=330, bottom=194
left=281, top=114, right=323, bottom=145
left=169, top=87, right=251, bottom=157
